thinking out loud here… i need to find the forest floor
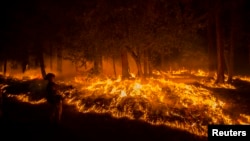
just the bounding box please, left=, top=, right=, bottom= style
left=0, top=74, right=250, bottom=141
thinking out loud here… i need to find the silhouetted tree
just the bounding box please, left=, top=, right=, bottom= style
left=215, top=0, right=225, bottom=84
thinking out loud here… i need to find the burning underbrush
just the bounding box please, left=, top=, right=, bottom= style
left=1, top=70, right=250, bottom=137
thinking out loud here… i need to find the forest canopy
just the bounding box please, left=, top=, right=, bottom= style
left=0, top=0, right=249, bottom=83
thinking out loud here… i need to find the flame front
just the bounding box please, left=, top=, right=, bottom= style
left=63, top=75, right=245, bottom=137
left=4, top=70, right=250, bottom=137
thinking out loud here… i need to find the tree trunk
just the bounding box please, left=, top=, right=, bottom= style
left=38, top=51, right=46, bottom=79
left=93, top=57, right=102, bottom=74
left=160, top=53, right=165, bottom=71
left=22, top=55, right=29, bottom=73
left=148, top=51, right=153, bottom=76
left=93, top=54, right=102, bottom=75
left=126, top=47, right=143, bottom=77
left=112, top=55, right=117, bottom=78
left=22, top=61, right=27, bottom=73
left=57, top=46, right=62, bottom=73
left=248, top=25, right=250, bottom=66
left=50, top=44, right=53, bottom=71
left=135, top=57, right=143, bottom=77
left=121, top=47, right=130, bottom=79
left=207, top=12, right=215, bottom=77
left=0, top=61, right=2, bottom=72
left=144, top=50, right=149, bottom=77
left=148, top=60, right=153, bottom=76
left=215, top=1, right=225, bottom=84
left=92, top=46, right=103, bottom=75
left=227, top=0, right=240, bottom=83
left=3, top=59, right=7, bottom=76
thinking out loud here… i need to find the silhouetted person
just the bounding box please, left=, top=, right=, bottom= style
left=45, top=73, right=63, bottom=125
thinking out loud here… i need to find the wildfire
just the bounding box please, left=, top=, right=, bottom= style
left=6, top=94, right=46, bottom=104
left=63, top=76, right=236, bottom=137
left=2, top=69, right=250, bottom=137
left=0, top=70, right=43, bottom=80
left=235, top=76, right=250, bottom=82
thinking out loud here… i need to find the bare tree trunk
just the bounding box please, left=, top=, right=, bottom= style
left=148, top=52, right=153, bottom=76
left=227, top=0, right=240, bottom=83
left=22, top=55, right=29, bottom=73
left=215, top=1, right=225, bottom=84
left=227, top=26, right=235, bottom=83
left=126, top=47, right=143, bottom=77
left=50, top=44, right=53, bottom=71
left=93, top=54, right=103, bottom=75
left=37, top=51, right=46, bottom=79
left=22, top=61, right=27, bottom=73
left=92, top=46, right=103, bottom=75
left=112, top=55, right=117, bottom=77
left=121, top=47, right=130, bottom=79
left=248, top=26, right=250, bottom=66
left=207, top=12, right=215, bottom=77
left=160, top=53, right=165, bottom=71
left=135, top=57, right=143, bottom=77
left=3, top=59, right=7, bottom=76
left=144, top=50, right=148, bottom=77
left=57, top=46, right=62, bottom=73
left=0, top=61, right=2, bottom=73
left=148, top=60, right=153, bottom=76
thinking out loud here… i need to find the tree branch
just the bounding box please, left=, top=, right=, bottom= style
left=125, top=46, right=138, bottom=60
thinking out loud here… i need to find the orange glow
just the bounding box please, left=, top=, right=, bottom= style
left=3, top=69, right=250, bottom=137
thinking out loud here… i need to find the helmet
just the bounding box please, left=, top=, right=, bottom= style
left=45, top=73, right=55, bottom=80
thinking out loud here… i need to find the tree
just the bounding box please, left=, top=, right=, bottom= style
left=225, top=0, right=246, bottom=82
left=215, top=0, right=225, bottom=83
left=205, top=0, right=216, bottom=77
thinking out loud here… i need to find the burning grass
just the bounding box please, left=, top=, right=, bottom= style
left=1, top=70, right=250, bottom=137
left=65, top=76, right=230, bottom=137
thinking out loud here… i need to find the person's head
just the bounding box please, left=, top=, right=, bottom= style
left=45, top=73, right=56, bottom=82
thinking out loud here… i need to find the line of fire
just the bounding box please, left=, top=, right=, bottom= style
left=0, top=0, right=249, bottom=140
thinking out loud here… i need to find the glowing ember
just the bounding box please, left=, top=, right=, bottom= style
left=191, top=69, right=209, bottom=77
left=7, top=94, right=46, bottom=104
left=235, top=76, right=250, bottom=82
left=238, top=114, right=250, bottom=125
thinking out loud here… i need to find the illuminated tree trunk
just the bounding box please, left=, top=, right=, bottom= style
left=22, top=60, right=27, bottom=73
left=207, top=12, right=216, bottom=77
left=121, top=47, right=130, bottom=79
left=93, top=55, right=103, bottom=74
left=227, top=14, right=235, bottom=83
left=249, top=39, right=250, bottom=66
left=126, top=47, right=143, bottom=77
left=112, top=55, right=116, bottom=77
left=0, top=61, right=2, bottom=73
left=148, top=61, right=153, bottom=76
left=3, top=59, right=7, bottom=76
left=37, top=50, right=46, bottom=79
left=21, top=53, right=29, bottom=73
left=215, top=2, right=225, bottom=84
left=57, top=46, right=62, bottom=73
left=93, top=55, right=103, bottom=75
left=227, top=0, right=241, bottom=83
left=148, top=52, right=153, bottom=76
left=49, top=44, right=53, bottom=71
left=161, top=53, right=165, bottom=71
left=135, top=57, right=143, bottom=77
left=143, top=49, right=149, bottom=77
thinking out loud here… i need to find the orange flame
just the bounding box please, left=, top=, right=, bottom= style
left=4, top=69, right=250, bottom=137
